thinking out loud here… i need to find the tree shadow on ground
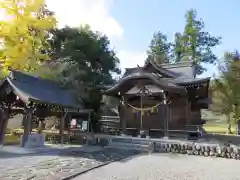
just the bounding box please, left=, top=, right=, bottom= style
left=0, top=145, right=142, bottom=163
left=205, top=134, right=240, bottom=146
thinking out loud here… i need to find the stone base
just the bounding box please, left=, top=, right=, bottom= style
left=20, top=133, right=45, bottom=148
left=162, top=136, right=169, bottom=139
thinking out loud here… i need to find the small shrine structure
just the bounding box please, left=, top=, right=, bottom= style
left=102, top=60, right=210, bottom=138
left=0, top=69, right=93, bottom=147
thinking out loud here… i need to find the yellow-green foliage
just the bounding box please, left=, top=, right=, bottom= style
left=0, top=0, right=56, bottom=73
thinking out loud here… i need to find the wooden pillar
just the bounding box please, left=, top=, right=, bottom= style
left=60, top=110, right=69, bottom=147
left=122, top=117, right=126, bottom=135
left=169, top=104, right=172, bottom=130
left=88, top=113, right=91, bottom=132
left=120, top=104, right=126, bottom=135
left=0, top=107, right=10, bottom=146
left=60, top=112, right=65, bottom=147
left=186, top=101, right=191, bottom=125
left=166, top=105, right=169, bottom=137
left=37, top=118, right=45, bottom=134
left=163, top=93, right=169, bottom=138
left=237, top=120, right=240, bottom=135
left=86, top=112, right=91, bottom=146
left=22, top=107, right=33, bottom=147
left=0, top=109, right=5, bottom=146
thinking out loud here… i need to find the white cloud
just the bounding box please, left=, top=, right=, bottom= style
left=1, top=0, right=145, bottom=70
left=46, top=0, right=145, bottom=70
left=46, top=0, right=123, bottom=40
left=117, top=50, right=147, bottom=70
left=0, top=0, right=146, bottom=70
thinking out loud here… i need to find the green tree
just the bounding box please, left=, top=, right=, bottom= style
left=173, top=9, right=221, bottom=76
left=46, top=26, right=121, bottom=131
left=211, top=51, right=240, bottom=133
left=173, top=32, right=184, bottom=62
left=146, top=31, right=172, bottom=64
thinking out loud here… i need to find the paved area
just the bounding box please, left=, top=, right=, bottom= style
left=0, top=145, right=103, bottom=169
left=2, top=145, right=240, bottom=180
left=73, top=153, right=240, bottom=180
left=0, top=145, right=139, bottom=180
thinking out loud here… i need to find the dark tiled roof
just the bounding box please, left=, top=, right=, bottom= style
left=123, top=67, right=140, bottom=77
left=123, top=60, right=195, bottom=79
left=144, top=60, right=180, bottom=78
left=162, top=77, right=211, bottom=85
left=103, top=72, right=187, bottom=96
left=103, top=60, right=210, bottom=96
left=4, top=70, right=84, bottom=109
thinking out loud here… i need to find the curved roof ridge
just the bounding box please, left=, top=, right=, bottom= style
left=103, top=71, right=186, bottom=96
left=144, top=59, right=180, bottom=78
left=3, top=69, right=85, bottom=109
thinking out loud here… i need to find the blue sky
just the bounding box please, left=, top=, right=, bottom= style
left=110, top=0, right=240, bottom=77
left=47, top=0, right=240, bottom=78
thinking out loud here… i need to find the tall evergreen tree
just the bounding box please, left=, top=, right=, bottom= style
left=173, top=9, right=221, bottom=76
left=173, top=32, right=184, bottom=62
left=146, top=31, right=172, bottom=65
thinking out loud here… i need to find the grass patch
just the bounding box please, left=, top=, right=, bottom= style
left=4, top=134, right=20, bottom=145
left=203, top=124, right=236, bottom=134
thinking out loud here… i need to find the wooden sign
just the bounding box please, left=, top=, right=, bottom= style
left=71, top=119, right=77, bottom=128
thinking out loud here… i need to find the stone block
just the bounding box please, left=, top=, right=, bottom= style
left=20, top=133, right=45, bottom=148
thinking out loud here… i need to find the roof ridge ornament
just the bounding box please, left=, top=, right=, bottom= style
left=8, top=67, right=13, bottom=71
left=7, top=69, right=15, bottom=80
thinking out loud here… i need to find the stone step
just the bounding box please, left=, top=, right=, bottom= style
left=107, top=142, right=150, bottom=151
left=107, top=141, right=151, bottom=151
left=111, top=138, right=152, bottom=145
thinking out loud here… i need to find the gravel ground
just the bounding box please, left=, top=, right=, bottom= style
left=0, top=147, right=139, bottom=180
left=73, top=153, right=240, bottom=180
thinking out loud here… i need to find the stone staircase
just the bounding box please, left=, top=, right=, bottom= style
left=106, top=137, right=154, bottom=152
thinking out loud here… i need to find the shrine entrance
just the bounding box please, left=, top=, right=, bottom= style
left=123, top=84, right=170, bottom=138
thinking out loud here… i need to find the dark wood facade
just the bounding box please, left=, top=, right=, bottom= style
left=103, top=61, right=210, bottom=137
left=0, top=70, right=92, bottom=146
